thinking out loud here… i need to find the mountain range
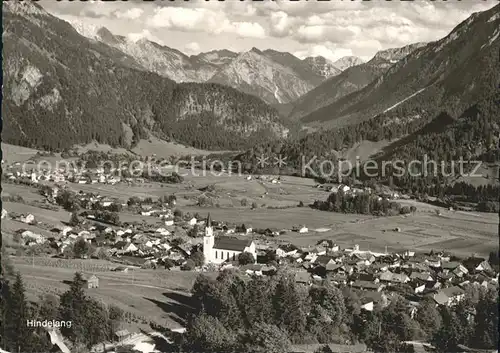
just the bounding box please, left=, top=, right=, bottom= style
left=1, top=2, right=289, bottom=151
left=299, top=5, right=500, bottom=128
left=287, top=43, right=426, bottom=121
left=2, top=1, right=499, bottom=161
left=64, top=19, right=364, bottom=105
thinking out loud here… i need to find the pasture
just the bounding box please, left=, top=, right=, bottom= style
left=3, top=171, right=497, bottom=260
left=12, top=258, right=209, bottom=330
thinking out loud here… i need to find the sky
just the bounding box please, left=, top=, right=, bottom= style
left=40, top=0, right=498, bottom=62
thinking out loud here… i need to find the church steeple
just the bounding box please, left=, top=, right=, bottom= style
left=203, top=213, right=214, bottom=264
left=206, top=213, right=212, bottom=228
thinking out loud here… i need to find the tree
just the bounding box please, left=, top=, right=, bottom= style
left=432, top=307, right=467, bottom=352
left=127, top=196, right=141, bottom=206
left=251, top=202, right=258, bottom=209
left=167, top=172, right=184, bottom=184
left=69, top=212, right=81, bottom=226
left=182, top=259, right=196, bottom=271
left=73, top=238, right=91, bottom=258
left=191, top=252, right=205, bottom=267
left=473, top=288, right=499, bottom=349
left=238, top=252, right=255, bottom=265
left=238, top=323, right=291, bottom=353
left=184, top=313, right=236, bottom=353
left=163, top=258, right=175, bottom=270
left=59, top=272, right=88, bottom=344
left=298, top=201, right=304, bottom=207
left=188, top=224, right=200, bottom=238
left=2, top=273, right=31, bottom=353
left=307, top=283, right=347, bottom=341
left=83, top=298, right=110, bottom=348
left=56, top=190, right=80, bottom=211
left=241, top=198, right=248, bottom=207
left=273, top=275, right=307, bottom=342
left=416, top=298, right=442, bottom=340
left=400, top=206, right=411, bottom=215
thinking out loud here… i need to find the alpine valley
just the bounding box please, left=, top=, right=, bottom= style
left=2, top=1, right=499, bottom=169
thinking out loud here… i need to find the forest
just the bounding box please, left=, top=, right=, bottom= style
left=175, top=269, right=498, bottom=353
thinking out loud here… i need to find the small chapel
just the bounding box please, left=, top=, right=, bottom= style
left=203, top=213, right=257, bottom=265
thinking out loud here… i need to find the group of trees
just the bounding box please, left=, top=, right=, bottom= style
left=78, top=210, right=120, bottom=226
left=0, top=269, right=125, bottom=353
left=312, top=191, right=415, bottom=216
left=181, top=270, right=498, bottom=353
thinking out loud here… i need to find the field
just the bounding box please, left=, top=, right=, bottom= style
left=3, top=172, right=498, bottom=257
left=11, top=257, right=211, bottom=331
left=2, top=168, right=498, bottom=335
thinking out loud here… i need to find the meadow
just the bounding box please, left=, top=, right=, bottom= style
left=3, top=168, right=498, bottom=334
left=12, top=259, right=210, bottom=331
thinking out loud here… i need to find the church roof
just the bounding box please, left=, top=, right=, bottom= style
left=206, top=213, right=212, bottom=227
left=213, top=237, right=253, bottom=252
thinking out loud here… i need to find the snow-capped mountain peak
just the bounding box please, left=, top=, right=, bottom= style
left=65, top=19, right=104, bottom=41
left=332, top=56, right=365, bottom=71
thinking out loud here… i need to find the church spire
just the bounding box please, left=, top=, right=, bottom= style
left=206, top=213, right=212, bottom=228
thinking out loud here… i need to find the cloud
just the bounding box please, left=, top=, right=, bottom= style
left=146, top=7, right=266, bottom=38
left=114, top=8, right=144, bottom=20
left=294, top=43, right=354, bottom=63
left=127, top=29, right=164, bottom=45
left=184, top=42, right=201, bottom=55
left=233, top=22, right=266, bottom=39
left=270, top=11, right=292, bottom=37
left=40, top=0, right=499, bottom=60
left=295, top=25, right=357, bottom=44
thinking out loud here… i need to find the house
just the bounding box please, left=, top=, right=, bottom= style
left=188, top=217, right=197, bottom=226
left=360, top=291, right=387, bottom=312
left=22, top=214, right=36, bottom=224
left=463, top=257, right=492, bottom=273
left=295, top=271, right=312, bottom=285
left=410, top=272, right=434, bottom=282
left=114, top=329, right=131, bottom=342
left=433, top=286, right=465, bottom=306
left=379, top=271, right=410, bottom=284
left=264, top=228, right=280, bottom=237
left=409, top=280, right=427, bottom=294
left=115, top=241, right=138, bottom=253
left=276, top=246, right=298, bottom=258
left=84, top=274, right=99, bottom=288
left=351, top=280, right=385, bottom=292
left=1, top=209, right=7, bottom=219
left=165, top=219, right=174, bottom=226
left=293, top=225, right=308, bottom=233
left=203, top=214, right=256, bottom=264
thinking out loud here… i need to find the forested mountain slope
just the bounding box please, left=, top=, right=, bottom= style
left=300, top=4, right=500, bottom=128
left=288, top=43, right=425, bottom=121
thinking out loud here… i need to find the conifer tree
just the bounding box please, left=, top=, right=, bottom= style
left=4, top=273, right=31, bottom=353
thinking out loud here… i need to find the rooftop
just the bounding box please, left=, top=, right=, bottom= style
left=213, top=237, right=253, bottom=252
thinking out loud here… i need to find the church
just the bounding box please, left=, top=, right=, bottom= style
left=203, top=214, right=257, bottom=265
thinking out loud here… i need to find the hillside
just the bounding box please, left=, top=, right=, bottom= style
left=1, top=1, right=289, bottom=151
left=288, top=43, right=425, bottom=121
left=300, top=4, right=500, bottom=128
left=208, top=48, right=317, bottom=105
left=68, top=21, right=227, bottom=83
left=331, top=56, right=365, bottom=71
left=64, top=19, right=348, bottom=106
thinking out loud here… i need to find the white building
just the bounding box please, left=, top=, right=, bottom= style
left=203, top=214, right=256, bottom=265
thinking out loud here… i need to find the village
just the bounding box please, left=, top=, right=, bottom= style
left=1, top=158, right=499, bottom=353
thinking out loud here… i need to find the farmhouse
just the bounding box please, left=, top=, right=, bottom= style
left=83, top=274, right=99, bottom=289
left=203, top=214, right=257, bottom=265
